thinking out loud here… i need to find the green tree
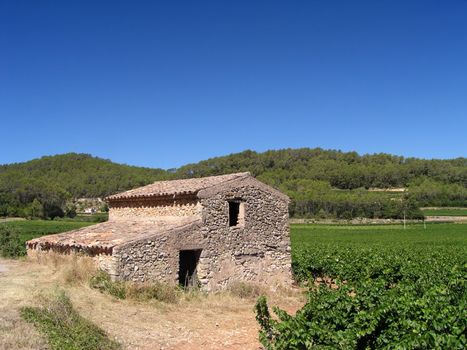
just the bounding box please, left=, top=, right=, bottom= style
left=28, top=198, right=44, bottom=219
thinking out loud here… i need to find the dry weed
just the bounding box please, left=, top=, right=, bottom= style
left=28, top=251, right=97, bottom=285
left=227, top=281, right=266, bottom=299
left=58, top=255, right=97, bottom=285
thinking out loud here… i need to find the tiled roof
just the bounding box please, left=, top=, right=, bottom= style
left=106, top=172, right=250, bottom=200
left=26, top=217, right=200, bottom=253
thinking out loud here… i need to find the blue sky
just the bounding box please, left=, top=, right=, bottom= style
left=1, top=1, right=466, bottom=169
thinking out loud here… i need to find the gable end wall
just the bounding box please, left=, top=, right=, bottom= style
left=197, top=179, right=292, bottom=290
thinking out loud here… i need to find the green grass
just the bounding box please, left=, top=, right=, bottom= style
left=21, top=291, right=121, bottom=350
left=290, top=222, right=467, bottom=248
left=0, top=220, right=94, bottom=242
left=0, top=220, right=95, bottom=257
left=421, top=208, right=467, bottom=216
left=56, top=213, right=109, bottom=223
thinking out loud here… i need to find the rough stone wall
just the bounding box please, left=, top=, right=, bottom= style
left=97, top=254, right=119, bottom=277
left=196, top=179, right=292, bottom=290
left=107, top=178, right=291, bottom=290
left=109, top=200, right=201, bottom=221
left=112, top=222, right=203, bottom=283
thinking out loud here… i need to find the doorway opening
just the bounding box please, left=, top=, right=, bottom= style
left=179, top=249, right=202, bottom=287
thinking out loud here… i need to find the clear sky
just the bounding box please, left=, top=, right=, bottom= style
left=1, top=1, right=466, bottom=169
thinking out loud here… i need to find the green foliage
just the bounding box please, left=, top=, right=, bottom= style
left=409, top=178, right=467, bottom=207
left=0, top=149, right=466, bottom=219
left=89, top=271, right=180, bottom=303
left=64, top=203, right=77, bottom=218
left=89, top=271, right=127, bottom=299
left=0, top=153, right=169, bottom=219
left=21, top=291, right=121, bottom=350
left=289, top=187, right=424, bottom=220
left=25, top=198, right=44, bottom=219
left=255, top=296, right=276, bottom=346
left=0, top=225, right=26, bottom=258
left=175, top=149, right=467, bottom=218
left=177, top=148, right=466, bottom=189
left=256, top=224, right=467, bottom=349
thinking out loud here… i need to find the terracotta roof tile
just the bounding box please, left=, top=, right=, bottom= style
left=106, top=172, right=250, bottom=200
left=26, top=217, right=200, bottom=253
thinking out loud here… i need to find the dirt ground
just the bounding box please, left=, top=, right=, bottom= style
left=0, top=258, right=305, bottom=350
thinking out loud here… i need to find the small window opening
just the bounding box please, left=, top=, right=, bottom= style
left=179, top=249, right=201, bottom=287
left=228, top=200, right=244, bottom=227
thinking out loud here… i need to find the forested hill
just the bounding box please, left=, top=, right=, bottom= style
left=1, top=149, right=466, bottom=219
left=0, top=153, right=169, bottom=217
left=175, top=149, right=466, bottom=189
left=175, top=149, right=467, bottom=218
left=0, top=153, right=169, bottom=197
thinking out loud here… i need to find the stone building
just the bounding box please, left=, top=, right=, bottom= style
left=27, top=172, right=292, bottom=290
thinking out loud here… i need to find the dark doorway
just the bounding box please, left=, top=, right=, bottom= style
left=179, top=249, right=202, bottom=287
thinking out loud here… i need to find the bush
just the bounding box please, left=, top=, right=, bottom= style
left=89, top=271, right=126, bottom=299
left=89, top=271, right=180, bottom=303
left=257, top=225, right=467, bottom=349
left=0, top=225, right=26, bottom=258
left=126, top=282, right=180, bottom=303
left=21, top=291, right=121, bottom=350
left=256, top=275, right=467, bottom=349
left=228, top=281, right=265, bottom=299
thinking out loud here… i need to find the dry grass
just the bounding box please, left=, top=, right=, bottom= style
left=29, top=251, right=98, bottom=285
left=0, top=259, right=49, bottom=350
left=1, top=257, right=306, bottom=350
left=0, top=308, right=48, bottom=350
left=89, top=271, right=181, bottom=304
left=227, top=281, right=266, bottom=299
left=58, top=256, right=97, bottom=286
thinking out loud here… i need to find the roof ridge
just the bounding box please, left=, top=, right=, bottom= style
left=194, top=172, right=251, bottom=191
left=106, top=172, right=252, bottom=200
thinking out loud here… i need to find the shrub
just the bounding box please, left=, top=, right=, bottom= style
left=126, top=282, right=180, bottom=304
left=228, top=281, right=265, bottom=299
left=89, top=271, right=126, bottom=299
left=257, top=225, right=467, bottom=349
left=89, top=271, right=180, bottom=303
left=21, top=291, right=121, bottom=350
left=0, top=225, right=26, bottom=258
left=256, top=276, right=467, bottom=349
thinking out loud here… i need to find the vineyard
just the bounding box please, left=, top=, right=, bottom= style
left=257, top=224, right=467, bottom=349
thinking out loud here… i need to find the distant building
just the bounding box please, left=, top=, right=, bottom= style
left=27, top=173, right=292, bottom=290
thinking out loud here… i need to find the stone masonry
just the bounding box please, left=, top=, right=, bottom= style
left=27, top=173, right=292, bottom=291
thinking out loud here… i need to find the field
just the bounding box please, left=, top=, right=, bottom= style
left=257, top=223, right=467, bottom=349
left=1, top=220, right=93, bottom=243
left=1, top=221, right=466, bottom=349
left=421, top=208, right=467, bottom=216
left=291, top=222, right=467, bottom=246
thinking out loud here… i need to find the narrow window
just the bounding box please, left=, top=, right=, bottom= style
left=228, top=200, right=245, bottom=227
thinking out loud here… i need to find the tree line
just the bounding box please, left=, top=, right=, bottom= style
left=0, top=149, right=465, bottom=219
